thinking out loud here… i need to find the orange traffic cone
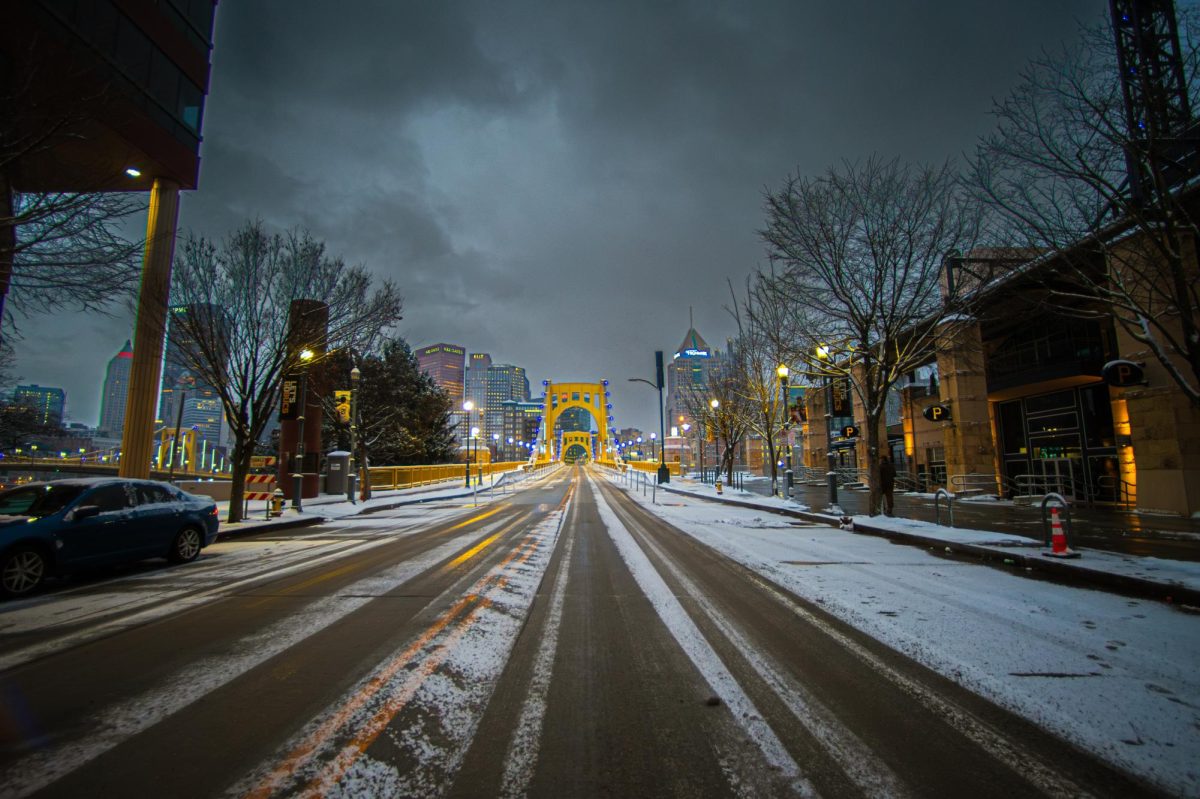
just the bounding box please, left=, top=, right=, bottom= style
left=1043, top=506, right=1080, bottom=559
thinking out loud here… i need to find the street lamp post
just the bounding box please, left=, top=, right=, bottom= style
left=491, top=433, right=499, bottom=481
left=649, top=432, right=657, bottom=463
left=627, top=350, right=670, bottom=484
left=817, top=345, right=839, bottom=509
left=292, top=348, right=315, bottom=511
left=778, top=364, right=790, bottom=498
left=348, top=364, right=360, bottom=503
left=462, top=400, right=474, bottom=487
left=709, top=398, right=720, bottom=483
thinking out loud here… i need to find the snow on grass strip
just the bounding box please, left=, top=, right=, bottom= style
left=498, top=489, right=579, bottom=798
left=587, top=476, right=816, bottom=799
left=235, top=506, right=568, bottom=799
left=0, top=515, right=517, bottom=799
left=604, top=495, right=911, bottom=799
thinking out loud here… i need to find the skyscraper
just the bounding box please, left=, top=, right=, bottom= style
left=485, top=364, right=530, bottom=439
left=665, top=325, right=721, bottom=429
left=99, top=340, right=134, bottom=436
left=12, top=384, right=65, bottom=427
left=416, top=343, right=466, bottom=405
left=159, top=304, right=225, bottom=427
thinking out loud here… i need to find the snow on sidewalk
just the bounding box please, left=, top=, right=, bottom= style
left=608, top=472, right=1200, bottom=797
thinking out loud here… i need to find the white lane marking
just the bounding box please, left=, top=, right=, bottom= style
left=0, top=517, right=514, bottom=799
left=607, top=496, right=910, bottom=799
left=499, top=489, right=578, bottom=798
left=588, top=476, right=816, bottom=798
left=742, top=571, right=1093, bottom=799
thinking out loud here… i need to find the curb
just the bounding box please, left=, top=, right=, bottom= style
left=657, top=484, right=1200, bottom=607
left=216, top=514, right=327, bottom=540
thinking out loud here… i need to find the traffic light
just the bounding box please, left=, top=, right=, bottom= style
left=334, top=390, right=351, bottom=423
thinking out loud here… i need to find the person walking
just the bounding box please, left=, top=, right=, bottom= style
left=878, top=455, right=896, bottom=516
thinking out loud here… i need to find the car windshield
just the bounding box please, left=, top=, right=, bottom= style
left=0, top=484, right=87, bottom=518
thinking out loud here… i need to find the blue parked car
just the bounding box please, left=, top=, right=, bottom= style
left=0, top=478, right=220, bottom=598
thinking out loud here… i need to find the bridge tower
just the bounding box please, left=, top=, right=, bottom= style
left=538, top=381, right=613, bottom=463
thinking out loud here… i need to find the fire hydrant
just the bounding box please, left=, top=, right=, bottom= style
left=271, top=489, right=285, bottom=517
left=715, top=480, right=723, bottom=495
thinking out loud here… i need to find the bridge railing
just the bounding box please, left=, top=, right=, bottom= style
left=365, top=461, right=527, bottom=490
left=626, top=461, right=680, bottom=476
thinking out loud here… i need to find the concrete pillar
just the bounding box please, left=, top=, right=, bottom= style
left=934, top=319, right=998, bottom=490
left=119, top=178, right=180, bottom=479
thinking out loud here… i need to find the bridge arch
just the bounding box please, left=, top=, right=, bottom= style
left=539, top=381, right=612, bottom=463
left=561, top=431, right=593, bottom=462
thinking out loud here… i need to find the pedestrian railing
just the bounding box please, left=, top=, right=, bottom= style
left=949, top=473, right=1006, bottom=497
left=893, top=470, right=920, bottom=492
left=1014, top=473, right=1077, bottom=503
left=1095, top=475, right=1137, bottom=507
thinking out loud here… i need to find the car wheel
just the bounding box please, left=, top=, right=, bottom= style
left=1, top=546, right=48, bottom=598
left=168, top=527, right=203, bottom=564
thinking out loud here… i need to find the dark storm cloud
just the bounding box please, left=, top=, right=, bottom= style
left=16, top=0, right=1102, bottom=427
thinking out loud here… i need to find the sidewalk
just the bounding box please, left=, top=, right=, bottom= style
left=738, top=474, right=1200, bottom=562
left=650, top=476, right=1200, bottom=607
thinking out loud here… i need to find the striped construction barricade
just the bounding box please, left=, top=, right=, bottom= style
left=244, top=473, right=276, bottom=519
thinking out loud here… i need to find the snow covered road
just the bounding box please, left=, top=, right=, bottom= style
left=0, top=465, right=1190, bottom=797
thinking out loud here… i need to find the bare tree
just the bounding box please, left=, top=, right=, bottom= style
left=761, top=156, right=979, bottom=514
left=167, top=220, right=403, bottom=522
left=676, top=355, right=750, bottom=485
left=726, top=271, right=799, bottom=495
left=970, top=10, right=1200, bottom=406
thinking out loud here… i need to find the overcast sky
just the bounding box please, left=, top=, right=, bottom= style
left=13, top=0, right=1102, bottom=431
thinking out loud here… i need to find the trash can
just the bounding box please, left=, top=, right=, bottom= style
left=325, top=450, right=350, bottom=495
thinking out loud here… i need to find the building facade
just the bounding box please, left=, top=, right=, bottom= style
left=416, top=343, right=465, bottom=406
left=665, top=326, right=722, bottom=432
left=98, top=340, right=134, bottom=436
left=485, top=364, right=530, bottom=442
left=13, top=384, right=66, bottom=427
left=798, top=246, right=1200, bottom=516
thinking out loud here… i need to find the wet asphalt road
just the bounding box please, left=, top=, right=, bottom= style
left=0, top=467, right=1167, bottom=797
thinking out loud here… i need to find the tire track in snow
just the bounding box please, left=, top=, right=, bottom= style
left=498, top=483, right=578, bottom=798
left=588, top=475, right=816, bottom=798
left=603, top=485, right=912, bottom=799
left=235, top=494, right=571, bottom=799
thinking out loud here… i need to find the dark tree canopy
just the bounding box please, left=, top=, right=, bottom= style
left=352, top=339, right=457, bottom=467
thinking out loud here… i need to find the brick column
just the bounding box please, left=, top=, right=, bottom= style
left=934, top=320, right=998, bottom=491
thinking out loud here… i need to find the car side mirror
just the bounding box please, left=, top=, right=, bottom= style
left=68, top=505, right=102, bottom=521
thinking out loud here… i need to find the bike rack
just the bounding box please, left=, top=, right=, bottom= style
left=933, top=488, right=954, bottom=528
left=1040, top=492, right=1074, bottom=548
